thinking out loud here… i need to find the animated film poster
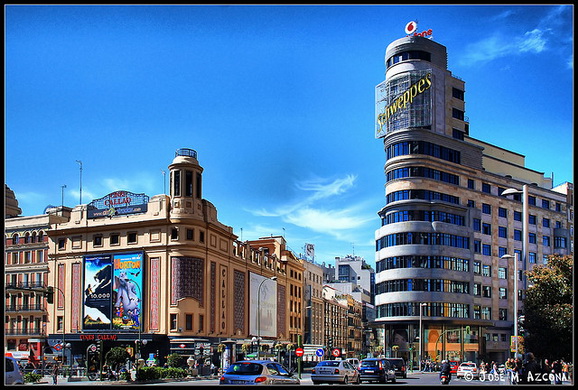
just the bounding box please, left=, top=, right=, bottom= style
left=83, top=255, right=113, bottom=329
left=112, top=252, right=143, bottom=330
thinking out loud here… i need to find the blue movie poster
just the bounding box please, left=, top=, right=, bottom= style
left=83, top=255, right=113, bottom=329
left=112, top=252, right=143, bottom=330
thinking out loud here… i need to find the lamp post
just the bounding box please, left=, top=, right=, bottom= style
left=501, top=253, right=519, bottom=359
left=418, top=302, right=427, bottom=371
left=257, top=276, right=277, bottom=359
left=75, top=160, right=82, bottom=205
left=501, top=183, right=527, bottom=360
left=131, top=282, right=143, bottom=360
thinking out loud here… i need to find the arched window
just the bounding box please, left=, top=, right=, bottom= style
left=12, top=233, right=19, bottom=245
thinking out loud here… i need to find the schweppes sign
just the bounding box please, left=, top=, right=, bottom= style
left=376, top=72, right=432, bottom=135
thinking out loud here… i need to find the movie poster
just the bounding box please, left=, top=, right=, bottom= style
left=83, top=255, right=113, bottom=329
left=112, top=252, right=143, bottom=330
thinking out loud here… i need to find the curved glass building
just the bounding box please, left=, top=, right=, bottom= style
left=374, top=34, right=572, bottom=365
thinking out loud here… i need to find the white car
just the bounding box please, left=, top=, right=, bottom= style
left=311, top=360, right=361, bottom=385
left=456, top=362, right=479, bottom=379
left=5, top=356, right=24, bottom=385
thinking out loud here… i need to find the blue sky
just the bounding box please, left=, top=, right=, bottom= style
left=5, top=4, right=574, bottom=267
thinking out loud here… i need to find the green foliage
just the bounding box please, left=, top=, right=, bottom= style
left=166, top=353, right=185, bottom=368
left=24, top=372, right=43, bottom=383
left=135, top=366, right=188, bottom=381
left=523, top=255, right=573, bottom=360
left=105, top=346, right=131, bottom=371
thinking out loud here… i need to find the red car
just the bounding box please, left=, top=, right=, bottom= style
left=449, top=361, right=459, bottom=374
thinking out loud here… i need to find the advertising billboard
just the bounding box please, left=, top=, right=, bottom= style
left=87, top=191, right=149, bottom=219
left=249, top=272, right=277, bottom=338
left=375, top=70, right=433, bottom=138
left=83, top=252, right=143, bottom=331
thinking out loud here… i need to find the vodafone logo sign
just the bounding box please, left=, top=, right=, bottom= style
left=405, top=21, right=417, bottom=35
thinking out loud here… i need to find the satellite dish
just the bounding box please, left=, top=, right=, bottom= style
left=405, top=21, right=418, bottom=35
left=44, top=205, right=57, bottom=213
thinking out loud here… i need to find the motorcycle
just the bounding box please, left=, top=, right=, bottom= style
left=440, top=373, right=451, bottom=385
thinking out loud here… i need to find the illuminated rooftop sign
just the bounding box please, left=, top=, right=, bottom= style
left=87, top=191, right=149, bottom=218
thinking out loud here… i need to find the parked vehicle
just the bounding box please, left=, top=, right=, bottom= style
left=384, top=357, right=407, bottom=379
left=346, top=358, right=360, bottom=369
left=358, top=358, right=396, bottom=383
left=456, top=362, right=479, bottom=379
left=5, top=356, right=24, bottom=385
left=219, top=360, right=299, bottom=385
left=311, top=359, right=360, bottom=385
left=449, top=360, right=459, bottom=374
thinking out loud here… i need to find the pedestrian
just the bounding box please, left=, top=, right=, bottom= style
left=520, top=352, right=541, bottom=384
left=553, top=360, right=563, bottom=385
left=52, top=364, right=59, bottom=385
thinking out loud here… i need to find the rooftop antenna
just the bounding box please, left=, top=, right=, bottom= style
left=61, top=185, right=67, bottom=207
left=352, top=242, right=355, bottom=256
left=75, top=160, right=82, bottom=205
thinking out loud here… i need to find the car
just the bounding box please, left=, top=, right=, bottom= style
left=358, top=358, right=396, bottom=383
left=456, top=362, right=479, bottom=379
left=311, top=359, right=361, bottom=384
left=5, top=356, right=24, bottom=385
left=219, top=360, right=300, bottom=385
left=449, top=360, right=459, bottom=374
left=384, top=357, right=407, bottom=379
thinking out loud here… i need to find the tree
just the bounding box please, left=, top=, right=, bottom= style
left=167, top=353, right=184, bottom=368
left=105, top=347, right=131, bottom=372
left=523, top=255, right=573, bottom=361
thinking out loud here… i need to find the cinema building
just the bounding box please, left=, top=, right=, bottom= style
left=373, top=33, right=573, bottom=364
left=39, top=148, right=306, bottom=370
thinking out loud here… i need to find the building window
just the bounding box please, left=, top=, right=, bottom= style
left=529, top=215, right=536, bottom=225
left=171, top=228, right=179, bottom=240
left=110, top=233, right=120, bottom=245
left=467, top=200, right=475, bottom=208
left=499, top=308, right=508, bottom=321
left=498, top=247, right=507, bottom=258
left=528, top=196, right=536, bottom=206
left=57, top=316, right=64, bottom=331
left=514, top=230, right=522, bottom=241
left=199, top=314, right=204, bottom=332
left=555, top=203, right=562, bottom=212
left=543, top=218, right=550, bottom=227
left=452, top=87, right=464, bottom=100
left=499, top=287, right=507, bottom=299
left=473, top=219, right=481, bottom=231
left=24, top=251, right=31, bottom=263
left=452, top=108, right=465, bottom=120
left=482, top=286, right=491, bottom=298
left=554, top=236, right=567, bottom=249
left=170, top=314, right=178, bottom=330
left=482, top=223, right=492, bottom=235
left=541, top=199, right=550, bottom=209
left=72, top=236, right=82, bottom=249
left=196, top=173, right=202, bottom=198
left=498, top=207, right=507, bottom=218
left=481, top=307, right=491, bottom=320
left=128, top=232, right=138, bottom=244
left=199, top=231, right=205, bottom=243
left=58, top=238, right=66, bottom=250
left=452, top=128, right=464, bottom=140
left=36, top=250, right=44, bottom=263
left=474, top=240, right=481, bottom=254
left=498, top=267, right=507, bottom=279
left=543, top=236, right=551, bottom=246
left=185, top=314, right=193, bottom=331
left=93, top=235, right=103, bottom=247
left=482, top=244, right=492, bottom=256
left=482, top=203, right=491, bottom=214
left=186, top=229, right=194, bottom=240
left=514, top=211, right=522, bottom=221
left=529, top=233, right=536, bottom=244
left=468, top=179, right=475, bottom=189
left=473, top=261, right=481, bottom=274
left=482, top=264, right=491, bottom=277
left=529, top=252, right=536, bottom=263
left=482, top=183, right=491, bottom=194
left=498, top=226, right=507, bottom=238
left=185, top=171, right=193, bottom=197
left=173, top=171, right=181, bottom=197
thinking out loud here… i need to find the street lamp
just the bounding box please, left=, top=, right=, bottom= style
left=131, top=282, right=144, bottom=360
left=418, top=303, right=427, bottom=371
left=257, top=276, right=277, bottom=359
left=501, top=253, right=519, bottom=359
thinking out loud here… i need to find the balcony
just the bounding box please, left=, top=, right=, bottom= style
left=4, top=328, right=46, bottom=336
left=5, top=304, right=47, bottom=312
left=5, top=281, right=46, bottom=290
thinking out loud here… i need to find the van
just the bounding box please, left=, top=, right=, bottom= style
left=5, top=356, right=24, bottom=385
left=384, top=357, right=407, bottom=379
left=345, top=358, right=360, bottom=368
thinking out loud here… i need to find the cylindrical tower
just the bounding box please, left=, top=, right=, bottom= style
left=168, top=148, right=204, bottom=219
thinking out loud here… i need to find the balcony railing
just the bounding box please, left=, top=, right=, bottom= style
left=5, top=304, right=47, bottom=312
left=4, top=328, right=46, bottom=336
left=5, top=282, right=46, bottom=290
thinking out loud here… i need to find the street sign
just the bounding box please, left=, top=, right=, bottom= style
left=53, top=343, right=62, bottom=351
left=332, top=348, right=341, bottom=357
left=89, top=344, right=97, bottom=353
left=295, top=347, right=304, bottom=357
left=316, top=348, right=325, bottom=357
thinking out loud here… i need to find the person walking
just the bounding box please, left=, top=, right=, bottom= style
left=520, top=352, right=541, bottom=384
left=52, top=364, right=60, bottom=385
left=553, top=360, right=563, bottom=384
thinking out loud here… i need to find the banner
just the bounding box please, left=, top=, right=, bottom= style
left=112, top=252, right=143, bottom=330
left=83, top=255, right=113, bottom=329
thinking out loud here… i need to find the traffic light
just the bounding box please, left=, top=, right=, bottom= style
left=45, top=286, right=54, bottom=304
left=96, top=340, right=102, bottom=353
